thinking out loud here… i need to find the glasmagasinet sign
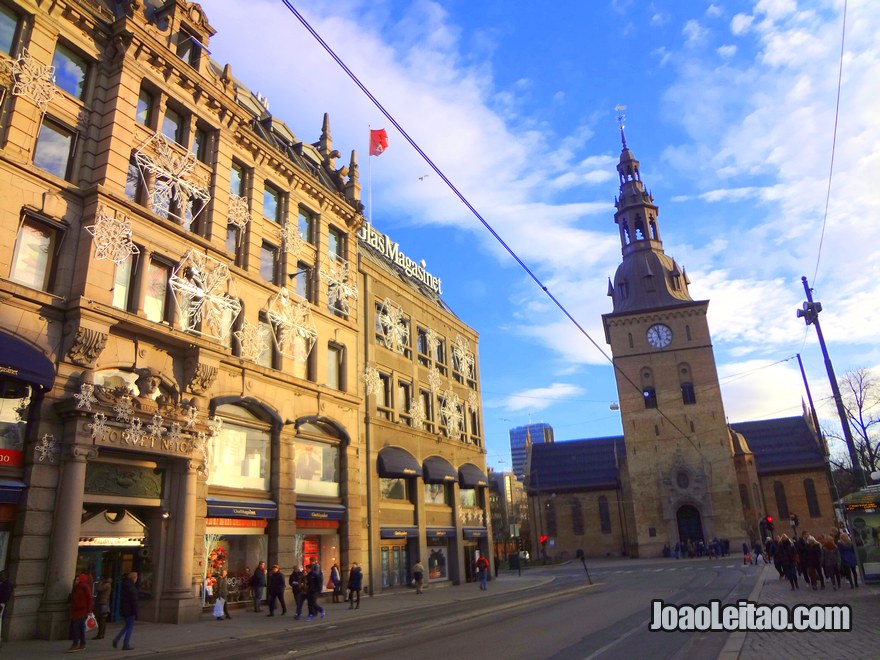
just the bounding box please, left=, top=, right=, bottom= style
left=358, top=222, right=442, bottom=295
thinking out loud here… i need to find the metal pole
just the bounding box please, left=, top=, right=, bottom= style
left=800, top=276, right=867, bottom=489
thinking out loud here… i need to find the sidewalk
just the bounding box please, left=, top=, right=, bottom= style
left=0, top=572, right=553, bottom=658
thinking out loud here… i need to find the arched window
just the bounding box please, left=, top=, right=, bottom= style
left=545, top=499, right=557, bottom=537
left=598, top=496, right=611, bottom=534
left=570, top=499, right=584, bottom=536
left=739, top=484, right=749, bottom=510
left=679, top=364, right=696, bottom=405
left=804, top=479, right=821, bottom=518
left=773, top=481, right=789, bottom=519
left=209, top=403, right=272, bottom=491
left=643, top=387, right=657, bottom=409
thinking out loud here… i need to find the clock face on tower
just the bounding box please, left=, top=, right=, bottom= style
left=646, top=323, right=673, bottom=349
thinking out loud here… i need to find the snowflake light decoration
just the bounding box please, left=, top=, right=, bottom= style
left=428, top=367, right=442, bottom=394
left=169, top=250, right=242, bottom=342
left=167, top=422, right=182, bottom=444
left=147, top=413, right=164, bottom=441
left=234, top=319, right=270, bottom=362
left=468, top=391, right=479, bottom=410
left=127, top=417, right=145, bottom=444
left=35, top=434, right=57, bottom=463
left=440, top=390, right=464, bottom=439
left=14, top=397, right=30, bottom=422
left=133, top=131, right=211, bottom=224
left=8, top=49, right=57, bottom=113
left=74, top=383, right=97, bottom=412
left=85, top=206, right=139, bottom=265
left=184, top=405, right=199, bottom=430
left=207, top=416, right=223, bottom=437
left=266, top=288, right=317, bottom=360
left=280, top=221, right=304, bottom=257
left=452, top=335, right=475, bottom=380
left=227, top=193, right=251, bottom=233
left=320, top=254, right=358, bottom=315
left=409, top=398, right=426, bottom=430
left=377, top=297, right=409, bottom=354
left=113, top=396, right=134, bottom=423
left=89, top=412, right=108, bottom=440
left=363, top=365, right=381, bottom=396
left=194, top=431, right=211, bottom=478
left=424, top=327, right=440, bottom=355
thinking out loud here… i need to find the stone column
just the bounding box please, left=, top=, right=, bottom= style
left=159, top=459, right=200, bottom=623
left=36, top=444, right=97, bottom=640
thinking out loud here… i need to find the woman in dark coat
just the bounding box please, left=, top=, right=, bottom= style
left=346, top=563, right=363, bottom=609
left=778, top=535, right=799, bottom=590
left=68, top=573, right=93, bottom=652
left=837, top=533, right=859, bottom=588
left=802, top=536, right=824, bottom=590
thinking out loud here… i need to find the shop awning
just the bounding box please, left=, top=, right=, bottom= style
left=206, top=497, right=277, bottom=520
left=0, top=480, right=25, bottom=504
left=458, top=463, right=488, bottom=489
left=0, top=333, right=55, bottom=391
left=463, top=527, right=488, bottom=539
left=296, top=503, right=346, bottom=521
left=422, top=456, right=456, bottom=483
left=377, top=447, right=422, bottom=478
left=380, top=526, right=419, bottom=539
left=426, top=527, right=456, bottom=539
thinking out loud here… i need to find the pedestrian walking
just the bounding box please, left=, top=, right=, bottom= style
left=267, top=564, right=287, bottom=616
left=821, top=537, right=842, bottom=590
left=412, top=560, right=425, bottom=595
left=329, top=563, right=342, bottom=603
left=802, top=535, right=824, bottom=590
left=215, top=569, right=231, bottom=620
left=305, top=562, right=325, bottom=621
left=837, top=533, right=859, bottom=588
left=67, top=573, right=93, bottom=653
left=93, top=576, right=111, bottom=639
left=346, top=563, right=363, bottom=609
left=251, top=561, right=266, bottom=612
left=778, top=535, right=799, bottom=590
left=289, top=564, right=307, bottom=619
left=112, top=572, right=138, bottom=651
left=476, top=554, right=490, bottom=590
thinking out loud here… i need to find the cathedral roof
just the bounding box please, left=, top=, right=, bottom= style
left=731, top=416, right=826, bottom=475
left=526, top=437, right=624, bottom=493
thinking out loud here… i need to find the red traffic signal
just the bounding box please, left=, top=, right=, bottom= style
left=539, top=535, right=548, bottom=544
left=766, top=515, right=773, bottom=523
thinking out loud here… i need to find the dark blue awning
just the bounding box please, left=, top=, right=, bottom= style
left=380, top=526, right=418, bottom=539
left=296, top=503, right=346, bottom=521
left=426, top=527, right=456, bottom=539
left=0, top=480, right=25, bottom=505
left=206, top=497, right=277, bottom=520
left=377, top=447, right=422, bottom=478
left=458, top=463, right=487, bottom=489
left=462, top=527, right=488, bottom=539
left=0, top=333, right=54, bottom=391
left=423, top=456, right=456, bottom=483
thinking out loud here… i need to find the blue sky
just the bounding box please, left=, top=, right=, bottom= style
left=205, top=0, right=879, bottom=473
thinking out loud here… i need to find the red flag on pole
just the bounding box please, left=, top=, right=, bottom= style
left=369, top=129, right=388, bottom=156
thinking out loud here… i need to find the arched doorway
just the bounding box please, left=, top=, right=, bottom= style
left=677, top=505, right=704, bottom=544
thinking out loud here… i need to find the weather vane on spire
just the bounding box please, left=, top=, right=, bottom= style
left=615, top=104, right=627, bottom=148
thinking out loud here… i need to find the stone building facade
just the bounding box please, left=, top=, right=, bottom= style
left=0, top=0, right=488, bottom=641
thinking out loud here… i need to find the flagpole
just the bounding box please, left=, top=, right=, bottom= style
left=368, top=125, right=373, bottom=226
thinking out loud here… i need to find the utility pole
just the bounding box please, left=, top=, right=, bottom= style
left=797, top=276, right=866, bottom=489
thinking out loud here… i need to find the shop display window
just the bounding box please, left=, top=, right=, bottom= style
left=427, top=543, right=448, bottom=579
left=424, top=483, right=449, bottom=505
left=0, top=379, right=29, bottom=467
left=293, top=439, right=339, bottom=496
left=208, top=406, right=270, bottom=491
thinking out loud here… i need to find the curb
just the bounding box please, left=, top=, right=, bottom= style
left=717, top=563, right=771, bottom=659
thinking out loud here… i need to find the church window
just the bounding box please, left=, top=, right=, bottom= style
left=655, top=424, right=660, bottom=436
left=598, top=496, right=611, bottom=534
left=686, top=325, right=692, bottom=341
left=739, top=484, right=749, bottom=510
left=634, top=216, right=646, bottom=240
left=677, top=472, right=690, bottom=489
left=689, top=421, right=695, bottom=432
left=622, top=221, right=631, bottom=246
left=627, top=333, right=633, bottom=348
left=545, top=500, right=557, bottom=537
left=649, top=217, right=658, bottom=240
left=617, top=280, right=628, bottom=299
left=681, top=383, right=696, bottom=405
left=570, top=499, right=584, bottom=536
left=804, top=479, right=821, bottom=518
left=773, top=481, right=789, bottom=518
left=643, top=387, right=657, bottom=409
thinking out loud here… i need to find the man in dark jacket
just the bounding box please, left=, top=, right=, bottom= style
left=112, top=572, right=138, bottom=651
left=251, top=561, right=266, bottom=612
left=266, top=564, right=287, bottom=616
left=289, top=565, right=307, bottom=619
left=305, top=562, right=325, bottom=621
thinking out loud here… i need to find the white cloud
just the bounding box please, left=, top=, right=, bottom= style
left=496, top=383, right=587, bottom=414
left=730, top=13, right=754, bottom=35
left=717, top=44, right=737, bottom=58
left=682, top=19, right=709, bottom=47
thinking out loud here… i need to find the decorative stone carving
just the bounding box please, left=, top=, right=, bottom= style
left=184, top=358, right=217, bottom=395
left=85, top=463, right=162, bottom=499
left=66, top=327, right=108, bottom=367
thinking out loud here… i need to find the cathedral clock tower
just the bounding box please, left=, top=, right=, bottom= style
left=601, top=127, right=750, bottom=557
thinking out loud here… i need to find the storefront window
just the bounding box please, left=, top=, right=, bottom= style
left=424, top=483, right=448, bottom=505
left=380, top=478, right=408, bottom=500
left=294, top=439, right=339, bottom=496
left=459, top=488, right=477, bottom=507
left=427, top=542, right=448, bottom=579
left=0, top=379, right=30, bottom=467
left=208, top=407, right=270, bottom=491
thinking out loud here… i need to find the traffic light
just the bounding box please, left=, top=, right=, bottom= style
left=765, top=515, right=774, bottom=532
left=539, top=534, right=548, bottom=545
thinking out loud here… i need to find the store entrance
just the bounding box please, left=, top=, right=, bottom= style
left=76, top=547, right=142, bottom=621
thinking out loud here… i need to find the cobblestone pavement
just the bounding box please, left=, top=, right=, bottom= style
left=738, top=565, right=880, bottom=660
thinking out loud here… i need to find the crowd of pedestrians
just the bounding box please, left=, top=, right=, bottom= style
left=755, top=527, right=860, bottom=591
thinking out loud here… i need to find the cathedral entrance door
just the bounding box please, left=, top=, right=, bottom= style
left=677, top=505, right=704, bottom=544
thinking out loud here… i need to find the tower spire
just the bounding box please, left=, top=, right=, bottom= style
left=615, top=104, right=628, bottom=149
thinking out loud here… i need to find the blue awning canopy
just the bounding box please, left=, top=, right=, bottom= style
left=0, top=480, right=25, bottom=505
left=426, top=527, right=456, bottom=539
left=295, top=503, right=346, bottom=521
left=422, top=456, right=456, bottom=483
left=463, top=527, right=488, bottom=539
left=377, top=447, right=422, bottom=478
left=206, top=497, right=277, bottom=520
left=0, top=333, right=54, bottom=391
left=458, top=463, right=488, bottom=489
left=380, top=526, right=418, bottom=539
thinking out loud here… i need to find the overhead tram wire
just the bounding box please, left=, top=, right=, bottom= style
left=279, top=1, right=705, bottom=458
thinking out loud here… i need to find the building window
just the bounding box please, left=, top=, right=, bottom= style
left=176, top=32, right=201, bottom=68
left=681, top=382, right=696, bottom=405
left=225, top=225, right=241, bottom=262
left=293, top=262, right=312, bottom=301
left=294, top=439, right=339, bottom=496
left=598, top=496, right=612, bottom=534
left=143, top=259, right=171, bottom=323
left=380, top=477, right=408, bottom=500
left=417, top=327, right=430, bottom=366
left=773, top=481, right=789, bottom=519
left=459, top=488, right=478, bottom=508
left=419, top=389, right=433, bottom=432
left=804, top=479, right=821, bottom=518
left=135, top=87, right=153, bottom=126
left=327, top=343, right=344, bottom=391
left=111, top=256, right=136, bottom=311
left=434, top=337, right=447, bottom=375
left=469, top=408, right=480, bottom=445
left=424, top=483, right=449, bottom=506
left=739, top=484, right=750, bottom=510
left=545, top=500, right=557, bottom=537
left=298, top=207, right=315, bottom=244
left=124, top=156, right=145, bottom=204
left=207, top=405, right=271, bottom=491
left=643, top=387, right=657, bottom=409
left=570, top=499, right=584, bottom=536
left=33, top=119, right=75, bottom=180
left=52, top=42, right=89, bottom=100
left=256, top=318, right=273, bottom=369
left=10, top=218, right=59, bottom=291
left=328, top=226, right=344, bottom=259
left=376, top=372, right=392, bottom=420
left=259, top=242, right=279, bottom=284
left=0, top=5, right=22, bottom=56
left=291, top=337, right=313, bottom=381
left=263, top=183, right=282, bottom=223
left=397, top=380, right=412, bottom=425
left=161, top=106, right=185, bottom=145
left=230, top=162, right=246, bottom=196
left=191, top=125, right=209, bottom=163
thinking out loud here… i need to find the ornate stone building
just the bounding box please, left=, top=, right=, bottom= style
left=0, top=0, right=488, bottom=641
left=526, top=132, right=835, bottom=559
